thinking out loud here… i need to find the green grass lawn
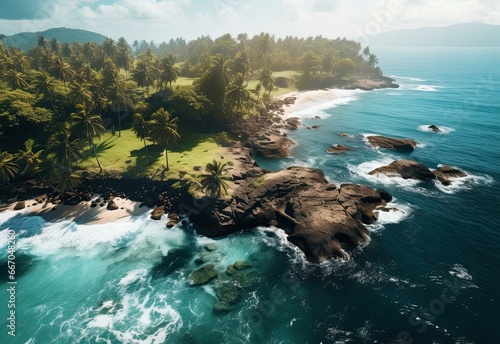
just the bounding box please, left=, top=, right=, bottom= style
left=79, top=128, right=231, bottom=183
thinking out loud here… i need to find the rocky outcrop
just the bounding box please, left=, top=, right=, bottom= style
left=13, top=201, right=25, bottom=211
left=249, top=129, right=295, bottom=158
left=188, top=264, right=218, bottom=285
left=367, top=136, right=418, bottom=151
left=327, top=144, right=351, bottom=154
left=106, top=199, right=119, bottom=210
left=189, top=166, right=392, bottom=262
left=433, top=166, right=467, bottom=185
left=150, top=206, right=165, bottom=220
left=285, top=117, right=301, bottom=130
left=428, top=125, right=442, bottom=132
left=369, top=160, right=436, bottom=180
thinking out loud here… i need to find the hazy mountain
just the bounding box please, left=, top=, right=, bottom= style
left=368, top=23, right=500, bottom=47
left=0, top=27, right=108, bottom=50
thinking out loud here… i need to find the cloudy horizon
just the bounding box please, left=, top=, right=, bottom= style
left=1, top=0, right=499, bottom=43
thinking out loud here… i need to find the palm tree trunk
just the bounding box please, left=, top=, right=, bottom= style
left=91, top=141, right=103, bottom=172
left=117, top=112, right=122, bottom=137
left=143, top=138, right=151, bottom=164
left=164, top=147, right=169, bottom=170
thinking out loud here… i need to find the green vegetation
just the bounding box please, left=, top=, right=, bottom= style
left=0, top=31, right=383, bottom=196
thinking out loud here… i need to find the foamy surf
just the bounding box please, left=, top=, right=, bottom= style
left=281, top=88, right=364, bottom=118
left=418, top=125, right=455, bottom=134
left=367, top=201, right=413, bottom=232
left=349, top=158, right=423, bottom=189
left=399, top=84, right=443, bottom=92
left=434, top=167, right=494, bottom=194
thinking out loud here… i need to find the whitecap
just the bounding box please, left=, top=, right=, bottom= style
left=367, top=201, right=413, bottom=233
left=399, top=84, right=443, bottom=92
left=434, top=166, right=494, bottom=194
left=390, top=75, right=426, bottom=82
left=418, top=125, right=455, bottom=134
left=119, top=268, right=148, bottom=286
left=449, top=264, right=473, bottom=281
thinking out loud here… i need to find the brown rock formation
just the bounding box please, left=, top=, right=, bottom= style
left=327, top=144, right=351, bottom=154
left=367, top=136, right=418, bottom=151
left=369, top=160, right=436, bottom=180
left=433, top=166, right=467, bottom=185
left=189, top=166, right=392, bottom=262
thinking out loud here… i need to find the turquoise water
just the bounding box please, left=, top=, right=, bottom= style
left=1, top=48, right=500, bottom=343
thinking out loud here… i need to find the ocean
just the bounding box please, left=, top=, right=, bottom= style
left=1, top=47, right=499, bottom=343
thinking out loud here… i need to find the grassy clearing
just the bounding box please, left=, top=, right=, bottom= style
left=79, top=128, right=233, bottom=184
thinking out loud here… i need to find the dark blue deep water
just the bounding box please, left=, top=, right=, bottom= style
left=1, top=48, right=499, bottom=343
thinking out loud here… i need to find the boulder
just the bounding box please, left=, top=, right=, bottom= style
left=367, top=135, right=418, bottom=151
left=428, top=125, right=442, bottom=132
left=150, top=206, right=165, bottom=220
left=285, top=117, right=301, bottom=130
left=433, top=166, right=467, bottom=185
left=166, top=220, right=179, bottom=228
left=106, top=200, right=119, bottom=210
left=188, top=264, right=218, bottom=285
left=13, top=201, right=25, bottom=211
left=369, top=160, right=436, bottom=180
left=204, top=243, right=218, bottom=252
left=190, top=166, right=391, bottom=263
left=327, top=144, right=351, bottom=154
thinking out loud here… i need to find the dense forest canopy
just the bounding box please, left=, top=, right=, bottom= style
left=0, top=32, right=382, bottom=192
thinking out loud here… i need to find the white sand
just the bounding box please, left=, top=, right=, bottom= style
left=2, top=197, right=150, bottom=225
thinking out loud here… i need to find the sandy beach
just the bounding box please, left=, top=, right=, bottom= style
left=1, top=197, right=150, bottom=225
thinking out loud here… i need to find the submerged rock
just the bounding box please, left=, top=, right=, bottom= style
left=204, top=243, right=218, bottom=252
left=188, top=264, right=218, bottom=285
left=367, top=135, right=418, bottom=151
left=327, top=144, right=351, bottom=154
left=152, top=248, right=193, bottom=277
left=433, top=166, right=467, bottom=185
left=369, top=160, right=436, bottom=180
left=428, top=125, right=442, bottom=132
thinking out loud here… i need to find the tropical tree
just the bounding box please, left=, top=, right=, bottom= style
left=68, top=82, right=93, bottom=110
left=131, top=60, right=156, bottom=97
left=47, top=127, right=83, bottom=168
left=103, top=38, right=117, bottom=59
left=147, top=108, right=180, bottom=170
left=232, top=50, right=250, bottom=79
left=158, top=55, right=180, bottom=90
left=50, top=38, right=63, bottom=56
left=70, top=105, right=106, bottom=172
left=50, top=57, right=74, bottom=89
left=131, top=113, right=151, bottom=164
left=258, top=69, right=275, bottom=98
left=200, top=159, right=231, bottom=198
left=106, top=80, right=131, bottom=136
left=32, top=71, right=57, bottom=111
left=52, top=165, right=81, bottom=193
left=5, top=70, right=29, bottom=90
left=368, top=53, right=379, bottom=68
left=115, top=47, right=134, bottom=77
left=226, top=73, right=250, bottom=112
left=16, top=139, right=43, bottom=177
left=9, top=49, right=31, bottom=72
left=0, top=150, right=19, bottom=189
left=37, top=35, right=50, bottom=51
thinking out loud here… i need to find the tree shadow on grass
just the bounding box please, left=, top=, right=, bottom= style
left=126, top=144, right=163, bottom=176
left=81, top=140, right=116, bottom=159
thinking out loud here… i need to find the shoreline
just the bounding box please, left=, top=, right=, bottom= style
left=277, top=75, right=399, bottom=118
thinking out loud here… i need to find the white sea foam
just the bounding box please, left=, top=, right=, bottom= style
left=433, top=165, right=494, bottom=194
left=119, top=268, right=149, bottom=286
left=418, top=125, right=455, bottom=134
left=449, top=264, right=473, bottom=281
left=390, top=75, right=426, bottom=82
left=349, top=158, right=423, bottom=189
left=367, top=202, right=413, bottom=233
left=281, top=89, right=364, bottom=118
left=399, top=84, right=443, bottom=92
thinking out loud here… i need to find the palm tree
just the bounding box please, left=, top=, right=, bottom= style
left=5, top=70, right=29, bottom=90
left=68, top=82, right=93, bottom=110
left=0, top=150, right=20, bottom=190
left=368, top=54, right=379, bottom=68
left=363, top=47, right=371, bottom=62
left=37, top=35, right=50, bottom=51
left=52, top=165, right=81, bottom=193
left=206, top=55, right=232, bottom=90
left=115, top=47, right=134, bottom=77
left=226, top=73, right=250, bottom=113
left=9, top=49, right=31, bottom=72
left=147, top=108, right=180, bottom=170
left=200, top=160, right=231, bottom=198
left=232, top=50, right=250, bottom=80
left=16, top=139, right=43, bottom=177
left=70, top=105, right=106, bottom=172
left=50, top=38, right=63, bottom=56
left=33, top=71, right=57, bottom=111
left=50, top=57, right=74, bottom=89
left=106, top=80, right=131, bottom=137
left=103, top=38, right=117, bottom=59
left=158, top=55, right=180, bottom=90
left=47, top=127, right=83, bottom=168
left=131, top=60, right=156, bottom=98
left=258, top=69, right=275, bottom=98
left=133, top=40, right=139, bottom=53
left=131, top=113, right=151, bottom=164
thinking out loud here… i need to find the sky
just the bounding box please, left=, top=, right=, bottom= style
left=0, top=0, right=499, bottom=43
